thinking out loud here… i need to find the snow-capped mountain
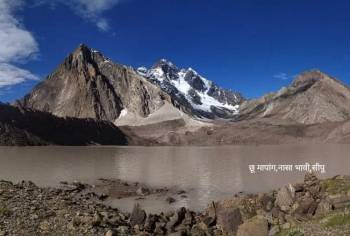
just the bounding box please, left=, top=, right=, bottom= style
left=137, top=59, right=244, bottom=119
left=18, top=44, right=244, bottom=125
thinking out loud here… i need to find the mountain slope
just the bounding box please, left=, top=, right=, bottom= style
left=18, top=44, right=244, bottom=124
left=238, top=70, right=350, bottom=124
left=18, top=44, right=172, bottom=123
left=0, top=103, right=128, bottom=146
left=137, top=59, right=244, bottom=119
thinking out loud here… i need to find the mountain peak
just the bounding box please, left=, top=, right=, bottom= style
left=75, top=43, right=92, bottom=54
left=240, top=69, right=350, bottom=124
left=137, top=59, right=244, bottom=118
left=292, top=69, right=330, bottom=88
left=78, top=43, right=89, bottom=48
left=69, top=44, right=113, bottom=67
left=152, top=59, right=178, bottom=70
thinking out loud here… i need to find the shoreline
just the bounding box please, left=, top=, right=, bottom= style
left=1, top=174, right=350, bottom=235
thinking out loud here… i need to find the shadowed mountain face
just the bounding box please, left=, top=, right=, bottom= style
left=0, top=103, right=128, bottom=146
left=18, top=44, right=172, bottom=122
left=238, top=70, right=350, bottom=124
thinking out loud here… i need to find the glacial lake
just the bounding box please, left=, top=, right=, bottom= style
left=0, top=145, right=349, bottom=213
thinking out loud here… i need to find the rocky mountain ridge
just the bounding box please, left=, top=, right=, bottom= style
left=137, top=59, right=244, bottom=119
left=18, top=44, right=173, bottom=124
left=4, top=44, right=350, bottom=146
left=17, top=44, right=245, bottom=124
left=238, top=70, right=350, bottom=124
left=17, top=44, right=350, bottom=126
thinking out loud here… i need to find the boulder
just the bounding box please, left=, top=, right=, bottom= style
left=268, top=226, right=280, bottom=236
left=329, top=194, right=350, bottom=209
left=144, top=214, right=159, bottom=232
left=166, top=207, right=186, bottom=232
left=216, top=207, right=243, bottom=234
left=105, top=230, right=116, bottom=236
left=237, top=216, right=268, bottom=236
left=275, top=186, right=295, bottom=212
left=304, top=173, right=321, bottom=197
left=304, top=173, right=319, bottom=186
left=191, top=224, right=207, bottom=236
left=182, top=210, right=195, bottom=225
left=258, top=193, right=274, bottom=212
left=293, top=195, right=317, bottom=216
left=315, top=199, right=333, bottom=216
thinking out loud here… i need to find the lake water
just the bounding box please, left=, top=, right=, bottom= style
left=0, top=145, right=349, bottom=212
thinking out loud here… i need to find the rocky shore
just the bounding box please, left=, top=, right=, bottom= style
left=1, top=174, right=350, bottom=235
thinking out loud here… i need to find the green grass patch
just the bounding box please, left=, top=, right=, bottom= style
left=322, top=213, right=350, bottom=228
left=274, top=228, right=304, bottom=236
left=321, top=179, right=350, bottom=195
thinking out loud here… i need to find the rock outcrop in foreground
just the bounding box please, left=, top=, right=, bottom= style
left=1, top=174, right=350, bottom=235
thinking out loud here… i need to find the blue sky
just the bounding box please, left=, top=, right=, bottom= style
left=1, top=0, right=350, bottom=102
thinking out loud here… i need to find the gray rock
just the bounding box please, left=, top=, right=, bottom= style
left=268, top=226, right=280, bottom=236
left=144, top=214, right=158, bottom=232
left=315, top=199, right=333, bottom=215
left=117, top=226, right=130, bottom=234
left=293, top=195, right=316, bottom=216
left=191, top=224, right=207, bottom=236
left=201, top=215, right=216, bottom=227
left=182, top=210, right=194, bottom=226
left=275, top=186, right=295, bottom=212
left=237, top=216, right=268, bottom=236
left=166, top=207, right=186, bottom=232
left=216, top=207, right=243, bottom=234
left=105, top=229, right=116, bottom=236
left=258, top=193, right=274, bottom=212
left=329, top=194, right=350, bottom=209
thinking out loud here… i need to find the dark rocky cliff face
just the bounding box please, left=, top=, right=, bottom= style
left=18, top=44, right=171, bottom=122
left=0, top=103, right=128, bottom=146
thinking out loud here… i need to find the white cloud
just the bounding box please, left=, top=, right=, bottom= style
left=273, top=72, right=291, bottom=81
left=96, top=18, right=110, bottom=31
left=0, top=0, right=122, bottom=91
left=0, top=63, right=39, bottom=87
left=38, top=0, right=123, bottom=31
left=0, top=0, right=39, bottom=89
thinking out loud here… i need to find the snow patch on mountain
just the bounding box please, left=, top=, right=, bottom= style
left=136, top=59, right=243, bottom=118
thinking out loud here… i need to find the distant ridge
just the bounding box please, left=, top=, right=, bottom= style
left=239, top=70, right=350, bottom=124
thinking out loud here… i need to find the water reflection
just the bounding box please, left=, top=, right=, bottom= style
left=0, top=145, right=349, bottom=211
